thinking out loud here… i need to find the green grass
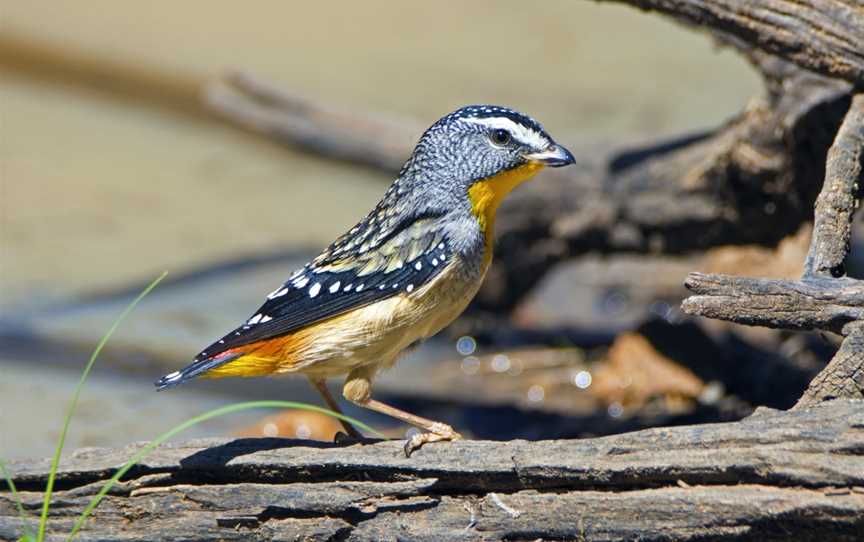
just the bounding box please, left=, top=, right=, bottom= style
left=0, top=273, right=384, bottom=542
left=36, top=273, right=167, bottom=541
left=0, top=459, right=35, bottom=542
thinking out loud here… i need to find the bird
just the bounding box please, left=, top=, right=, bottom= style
left=155, top=104, right=575, bottom=455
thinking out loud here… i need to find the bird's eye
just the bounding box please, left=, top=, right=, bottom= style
left=489, top=129, right=511, bottom=146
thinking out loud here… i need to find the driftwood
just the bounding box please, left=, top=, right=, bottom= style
left=684, top=94, right=864, bottom=407
left=2, top=400, right=863, bottom=541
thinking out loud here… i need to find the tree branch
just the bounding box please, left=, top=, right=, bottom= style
left=682, top=273, right=864, bottom=334
left=683, top=94, right=864, bottom=405
left=797, top=322, right=864, bottom=407
left=593, top=0, right=864, bottom=86
left=205, top=72, right=420, bottom=172
left=805, top=93, right=864, bottom=277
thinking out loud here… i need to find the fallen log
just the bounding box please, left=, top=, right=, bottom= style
left=2, top=399, right=863, bottom=541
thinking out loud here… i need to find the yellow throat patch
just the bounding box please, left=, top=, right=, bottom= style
left=468, top=162, right=544, bottom=249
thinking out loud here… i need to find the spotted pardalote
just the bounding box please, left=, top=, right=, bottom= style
left=156, top=105, right=575, bottom=455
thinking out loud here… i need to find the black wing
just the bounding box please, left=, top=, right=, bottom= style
left=189, top=220, right=452, bottom=362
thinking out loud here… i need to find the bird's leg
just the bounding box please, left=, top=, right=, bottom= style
left=307, top=377, right=363, bottom=440
left=362, top=398, right=462, bottom=456
left=343, top=370, right=461, bottom=456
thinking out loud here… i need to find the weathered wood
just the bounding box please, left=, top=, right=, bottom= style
left=2, top=400, right=863, bottom=541
left=597, top=0, right=864, bottom=86
left=797, top=322, right=864, bottom=407
left=683, top=94, right=864, bottom=406
left=682, top=272, right=864, bottom=334
left=805, top=93, right=864, bottom=277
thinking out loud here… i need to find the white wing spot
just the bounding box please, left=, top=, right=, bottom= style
left=432, top=258, right=438, bottom=266
left=294, top=276, right=309, bottom=288
left=357, top=284, right=365, bottom=292
left=260, top=315, right=273, bottom=323
left=406, top=284, right=414, bottom=292
left=438, top=243, right=445, bottom=250
left=219, top=339, right=225, bottom=344
left=309, top=283, right=322, bottom=298
left=379, top=284, right=386, bottom=290
left=248, top=314, right=263, bottom=325
left=415, top=261, right=422, bottom=270
left=329, top=281, right=341, bottom=293
left=164, top=371, right=182, bottom=382
left=344, top=284, right=353, bottom=291
left=268, top=287, right=289, bottom=299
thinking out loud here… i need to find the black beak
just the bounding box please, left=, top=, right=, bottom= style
left=523, top=144, right=576, bottom=167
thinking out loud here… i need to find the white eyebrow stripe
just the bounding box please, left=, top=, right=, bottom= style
left=462, top=117, right=549, bottom=150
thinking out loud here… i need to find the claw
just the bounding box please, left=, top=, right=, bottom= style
left=403, top=426, right=462, bottom=457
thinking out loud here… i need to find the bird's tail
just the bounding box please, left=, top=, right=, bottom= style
left=154, top=351, right=242, bottom=391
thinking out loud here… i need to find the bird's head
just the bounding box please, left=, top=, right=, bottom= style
left=400, top=105, right=575, bottom=233
left=409, top=105, right=574, bottom=179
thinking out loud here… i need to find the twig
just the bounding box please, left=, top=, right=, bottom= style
left=205, top=71, right=420, bottom=172
left=488, top=493, right=522, bottom=519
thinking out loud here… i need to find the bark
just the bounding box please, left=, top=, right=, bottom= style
left=681, top=273, right=864, bottom=334
left=598, top=0, right=864, bottom=86
left=797, top=322, right=864, bottom=406
left=3, top=400, right=863, bottom=541
left=805, top=92, right=864, bottom=277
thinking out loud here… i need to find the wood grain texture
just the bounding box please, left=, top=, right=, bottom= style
left=599, top=0, right=864, bottom=86
left=3, top=400, right=863, bottom=541
left=682, top=272, right=864, bottom=334
left=797, top=322, right=864, bottom=407
left=805, top=94, right=864, bottom=277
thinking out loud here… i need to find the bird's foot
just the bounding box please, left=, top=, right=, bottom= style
left=403, top=422, right=462, bottom=457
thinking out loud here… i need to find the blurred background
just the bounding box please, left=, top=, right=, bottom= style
left=2, top=1, right=824, bottom=460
